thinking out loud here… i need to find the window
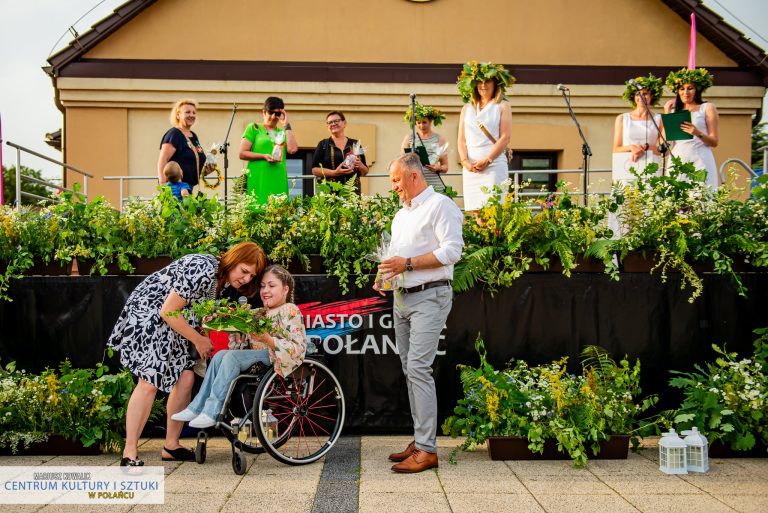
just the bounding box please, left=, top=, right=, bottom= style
left=286, top=150, right=316, bottom=198
left=509, top=152, right=558, bottom=194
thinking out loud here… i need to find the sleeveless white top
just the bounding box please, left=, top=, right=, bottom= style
left=462, top=102, right=509, bottom=210
left=612, top=112, right=662, bottom=184
left=671, top=103, right=718, bottom=188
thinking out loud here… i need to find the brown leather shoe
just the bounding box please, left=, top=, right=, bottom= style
left=391, top=448, right=438, bottom=473
left=388, top=441, right=416, bottom=462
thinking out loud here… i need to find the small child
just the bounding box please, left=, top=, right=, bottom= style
left=163, top=161, right=192, bottom=199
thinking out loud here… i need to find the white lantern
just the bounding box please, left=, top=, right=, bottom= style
left=659, top=428, right=688, bottom=474
left=682, top=427, right=709, bottom=473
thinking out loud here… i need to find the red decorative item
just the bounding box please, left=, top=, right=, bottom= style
left=209, top=330, right=230, bottom=356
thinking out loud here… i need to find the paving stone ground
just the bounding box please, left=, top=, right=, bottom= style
left=1, top=436, right=766, bottom=512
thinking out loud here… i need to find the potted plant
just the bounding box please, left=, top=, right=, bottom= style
left=442, top=336, right=658, bottom=467
left=0, top=356, right=163, bottom=455
left=669, top=327, right=767, bottom=457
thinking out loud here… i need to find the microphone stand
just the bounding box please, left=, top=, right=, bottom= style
left=634, top=89, right=671, bottom=177
left=559, top=88, right=592, bottom=205
left=219, top=103, right=238, bottom=240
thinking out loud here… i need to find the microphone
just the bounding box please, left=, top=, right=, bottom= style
left=556, top=84, right=569, bottom=92
left=628, top=79, right=644, bottom=90
left=410, top=93, right=416, bottom=101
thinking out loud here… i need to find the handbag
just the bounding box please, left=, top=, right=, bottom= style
left=476, top=121, right=513, bottom=165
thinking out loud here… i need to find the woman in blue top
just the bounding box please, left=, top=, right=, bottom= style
left=157, top=99, right=205, bottom=189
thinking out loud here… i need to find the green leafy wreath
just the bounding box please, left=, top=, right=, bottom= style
left=622, top=74, right=664, bottom=108
left=404, top=101, right=445, bottom=127
left=665, top=67, right=714, bottom=94
left=457, top=60, right=516, bottom=104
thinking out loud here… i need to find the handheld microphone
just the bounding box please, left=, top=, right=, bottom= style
left=556, top=84, right=569, bottom=92
left=410, top=93, right=416, bottom=101
left=628, top=79, right=644, bottom=90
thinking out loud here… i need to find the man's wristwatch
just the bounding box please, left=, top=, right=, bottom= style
left=405, top=258, right=414, bottom=272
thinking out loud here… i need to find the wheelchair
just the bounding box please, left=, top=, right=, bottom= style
left=193, top=356, right=345, bottom=474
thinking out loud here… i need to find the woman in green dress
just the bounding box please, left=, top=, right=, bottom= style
left=238, top=97, right=298, bottom=205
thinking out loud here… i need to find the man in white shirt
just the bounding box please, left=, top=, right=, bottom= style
left=376, top=152, right=464, bottom=473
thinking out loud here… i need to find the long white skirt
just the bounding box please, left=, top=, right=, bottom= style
left=462, top=158, right=508, bottom=211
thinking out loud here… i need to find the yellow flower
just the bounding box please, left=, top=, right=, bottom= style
left=486, top=390, right=500, bottom=423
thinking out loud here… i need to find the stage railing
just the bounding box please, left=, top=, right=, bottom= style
left=5, top=141, right=94, bottom=208
left=104, top=168, right=611, bottom=210
left=719, top=158, right=759, bottom=184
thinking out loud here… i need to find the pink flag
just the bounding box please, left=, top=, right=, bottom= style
left=688, top=13, right=697, bottom=70
left=0, top=112, right=4, bottom=206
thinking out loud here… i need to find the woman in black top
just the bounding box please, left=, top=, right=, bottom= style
left=311, top=111, right=369, bottom=193
left=157, top=99, right=205, bottom=188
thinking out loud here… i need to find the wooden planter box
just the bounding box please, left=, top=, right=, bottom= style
left=73, top=259, right=130, bottom=276
left=487, top=435, right=630, bottom=461
left=285, top=254, right=326, bottom=275
left=0, top=435, right=102, bottom=456
left=708, top=440, right=767, bottom=458
left=526, top=255, right=605, bottom=274
left=23, top=261, right=71, bottom=276
left=132, top=255, right=173, bottom=275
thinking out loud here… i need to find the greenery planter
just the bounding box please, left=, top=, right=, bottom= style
left=487, top=435, right=630, bottom=461
left=132, top=255, right=173, bottom=275
left=0, top=435, right=101, bottom=456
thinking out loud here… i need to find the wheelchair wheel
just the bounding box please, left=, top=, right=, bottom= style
left=195, top=432, right=207, bottom=464
left=232, top=448, right=247, bottom=475
left=253, top=359, right=345, bottom=465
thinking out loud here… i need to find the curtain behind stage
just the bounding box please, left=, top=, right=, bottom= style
left=1, top=273, right=766, bottom=431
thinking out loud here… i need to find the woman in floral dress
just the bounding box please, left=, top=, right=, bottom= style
left=108, top=242, right=267, bottom=466
left=172, top=265, right=308, bottom=428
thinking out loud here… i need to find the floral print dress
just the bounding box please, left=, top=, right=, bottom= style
left=245, top=303, right=307, bottom=376
left=107, top=254, right=219, bottom=392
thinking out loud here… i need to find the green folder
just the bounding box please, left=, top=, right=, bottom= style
left=404, top=145, right=431, bottom=166
left=661, top=110, right=693, bottom=141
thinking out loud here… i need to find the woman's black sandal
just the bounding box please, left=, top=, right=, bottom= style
left=162, top=446, right=195, bottom=461
left=120, top=457, right=144, bottom=467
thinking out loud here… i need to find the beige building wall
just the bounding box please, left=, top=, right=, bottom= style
left=85, top=0, right=735, bottom=68
left=53, top=0, right=763, bottom=207
left=64, top=107, right=128, bottom=201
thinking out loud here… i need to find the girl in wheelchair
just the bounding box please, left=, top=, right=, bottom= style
left=172, top=264, right=307, bottom=428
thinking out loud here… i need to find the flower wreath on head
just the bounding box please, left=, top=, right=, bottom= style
left=665, top=67, right=714, bottom=95
left=622, top=74, right=664, bottom=108
left=404, top=101, right=446, bottom=127
left=457, top=60, right=516, bottom=104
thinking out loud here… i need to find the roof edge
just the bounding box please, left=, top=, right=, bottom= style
left=47, top=0, right=157, bottom=76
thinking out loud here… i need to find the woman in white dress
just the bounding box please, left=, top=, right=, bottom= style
left=612, top=74, right=664, bottom=184
left=457, top=61, right=514, bottom=212
left=664, top=68, right=719, bottom=188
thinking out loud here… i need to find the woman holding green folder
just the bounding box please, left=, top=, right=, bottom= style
left=664, top=68, right=719, bottom=188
